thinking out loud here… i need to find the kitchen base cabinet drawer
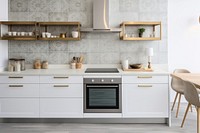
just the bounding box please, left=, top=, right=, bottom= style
left=0, top=84, right=39, bottom=98
left=40, top=98, right=83, bottom=118
left=40, top=84, right=83, bottom=98
left=0, top=98, right=39, bottom=118
left=0, top=76, right=39, bottom=83
left=123, top=84, right=169, bottom=118
left=123, top=75, right=168, bottom=84
left=40, top=76, right=83, bottom=84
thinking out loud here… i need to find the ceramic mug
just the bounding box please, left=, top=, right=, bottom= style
left=12, top=32, right=17, bottom=36
left=42, top=32, right=46, bottom=38
left=17, top=32, right=21, bottom=36
left=8, top=32, right=12, bottom=36
left=46, top=33, right=51, bottom=38
left=72, top=31, right=79, bottom=38
left=28, top=32, right=33, bottom=36
left=21, top=32, right=25, bottom=36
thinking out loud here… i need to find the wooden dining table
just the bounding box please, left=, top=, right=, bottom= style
left=170, top=73, right=200, bottom=88
left=170, top=73, right=200, bottom=133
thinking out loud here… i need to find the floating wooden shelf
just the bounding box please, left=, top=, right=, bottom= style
left=0, top=21, right=36, bottom=25
left=38, top=22, right=81, bottom=26
left=38, top=37, right=81, bottom=41
left=120, top=21, right=162, bottom=41
left=121, top=37, right=161, bottom=41
left=120, top=21, right=161, bottom=26
left=0, top=21, right=81, bottom=41
left=1, top=35, right=37, bottom=40
left=38, top=21, right=81, bottom=41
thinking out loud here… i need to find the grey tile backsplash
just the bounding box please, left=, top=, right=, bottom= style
left=8, top=0, right=168, bottom=64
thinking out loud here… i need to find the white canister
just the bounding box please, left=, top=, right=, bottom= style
left=122, top=60, right=129, bottom=69
left=71, top=63, right=76, bottom=69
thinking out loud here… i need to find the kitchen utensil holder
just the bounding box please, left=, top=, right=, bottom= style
left=76, top=63, right=82, bottom=69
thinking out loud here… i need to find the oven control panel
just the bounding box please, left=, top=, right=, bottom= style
left=84, top=78, right=121, bottom=84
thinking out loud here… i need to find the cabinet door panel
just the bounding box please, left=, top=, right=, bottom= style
left=40, top=98, right=83, bottom=118
left=40, top=84, right=83, bottom=98
left=0, top=76, right=39, bottom=83
left=123, top=76, right=168, bottom=84
left=123, top=84, right=169, bottom=118
left=0, top=84, right=39, bottom=98
left=40, top=76, right=83, bottom=84
left=0, top=98, right=39, bottom=118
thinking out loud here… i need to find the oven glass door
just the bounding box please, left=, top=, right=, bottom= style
left=86, top=84, right=119, bottom=109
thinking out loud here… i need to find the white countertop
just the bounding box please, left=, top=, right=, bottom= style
left=0, top=64, right=169, bottom=76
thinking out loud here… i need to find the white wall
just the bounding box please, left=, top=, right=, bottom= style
left=0, top=0, right=8, bottom=69
left=168, top=0, right=200, bottom=102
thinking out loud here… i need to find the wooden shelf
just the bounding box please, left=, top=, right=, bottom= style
left=0, top=21, right=36, bottom=25
left=120, top=21, right=162, bottom=41
left=120, top=21, right=161, bottom=26
left=38, top=22, right=81, bottom=26
left=0, top=21, right=81, bottom=41
left=1, top=35, right=37, bottom=40
left=122, top=37, right=161, bottom=41
left=38, top=37, right=81, bottom=41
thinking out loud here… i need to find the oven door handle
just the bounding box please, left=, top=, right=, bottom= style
left=86, top=85, right=118, bottom=88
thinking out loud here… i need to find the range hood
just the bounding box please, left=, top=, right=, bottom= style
left=81, top=0, right=121, bottom=33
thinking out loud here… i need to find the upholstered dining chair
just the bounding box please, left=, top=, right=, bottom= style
left=171, top=69, right=192, bottom=118
left=181, top=80, right=200, bottom=133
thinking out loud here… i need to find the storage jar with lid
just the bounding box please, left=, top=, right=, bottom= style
left=20, top=59, right=25, bottom=71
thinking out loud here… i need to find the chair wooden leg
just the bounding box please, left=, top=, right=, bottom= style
left=197, top=107, right=200, bottom=133
left=181, top=103, right=191, bottom=127
left=176, top=93, right=182, bottom=118
left=190, top=105, right=193, bottom=112
left=171, top=92, right=179, bottom=111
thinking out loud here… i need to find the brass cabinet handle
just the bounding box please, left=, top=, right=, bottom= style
left=138, top=85, right=153, bottom=87
left=53, top=85, right=69, bottom=87
left=9, top=76, right=23, bottom=79
left=137, top=76, right=152, bottom=78
left=53, top=77, right=69, bottom=79
left=9, top=85, right=23, bottom=87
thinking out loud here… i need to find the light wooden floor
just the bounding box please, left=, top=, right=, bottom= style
left=0, top=104, right=197, bottom=133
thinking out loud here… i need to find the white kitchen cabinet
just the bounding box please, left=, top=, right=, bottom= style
left=40, top=76, right=83, bottom=84
left=0, top=84, right=39, bottom=98
left=0, top=76, right=39, bottom=83
left=0, top=98, right=39, bottom=118
left=40, top=98, right=83, bottom=118
left=122, top=75, right=169, bottom=118
left=40, top=75, right=84, bottom=118
left=40, top=84, right=82, bottom=98
left=0, top=75, right=40, bottom=118
left=123, top=75, right=168, bottom=84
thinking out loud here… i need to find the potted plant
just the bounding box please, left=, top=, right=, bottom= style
left=138, top=28, right=145, bottom=37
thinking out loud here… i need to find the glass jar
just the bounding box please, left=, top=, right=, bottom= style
left=42, top=61, right=48, bottom=69
left=20, top=59, right=25, bottom=71
left=14, top=59, right=21, bottom=72
left=8, top=58, right=16, bottom=72
left=34, top=59, right=41, bottom=69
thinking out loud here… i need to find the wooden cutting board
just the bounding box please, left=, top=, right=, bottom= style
left=123, top=68, right=153, bottom=72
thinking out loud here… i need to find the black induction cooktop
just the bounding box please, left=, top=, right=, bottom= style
left=85, top=68, right=119, bottom=73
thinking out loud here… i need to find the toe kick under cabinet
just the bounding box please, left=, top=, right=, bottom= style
left=122, top=75, right=169, bottom=118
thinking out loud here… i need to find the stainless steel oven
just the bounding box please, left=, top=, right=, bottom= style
left=84, top=78, right=122, bottom=113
